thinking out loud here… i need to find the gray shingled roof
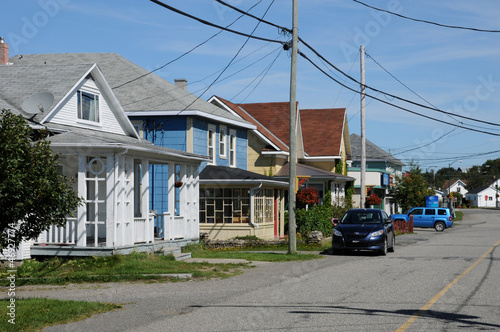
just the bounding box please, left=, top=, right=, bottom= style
left=350, top=133, right=405, bottom=166
left=8, top=53, right=250, bottom=127
left=0, top=62, right=93, bottom=123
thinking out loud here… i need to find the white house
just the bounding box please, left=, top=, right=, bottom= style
left=443, top=179, right=468, bottom=196
left=465, top=185, right=500, bottom=208
left=0, top=39, right=209, bottom=259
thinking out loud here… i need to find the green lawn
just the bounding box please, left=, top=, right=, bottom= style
left=0, top=298, right=120, bottom=332
left=0, top=252, right=249, bottom=286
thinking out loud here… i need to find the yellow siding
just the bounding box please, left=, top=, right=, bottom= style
left=247, top=132, right=286, bottom=176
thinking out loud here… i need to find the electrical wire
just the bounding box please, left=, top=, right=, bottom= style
left=114, top=9, right=247, bottom=90
left=351, top=0, right=500, bottom=33
left=149, top=0, right=284, bottom=45
left=175, top=0, right=276, bottom=115
left=214, top=0, right=500, bottom=128
left=298, top=50, right=500, bottom=136
left=232, top=47, right=283, bottom=102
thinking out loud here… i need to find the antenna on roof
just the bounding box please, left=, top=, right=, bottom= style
left=22, top=92, right=54, bottom=114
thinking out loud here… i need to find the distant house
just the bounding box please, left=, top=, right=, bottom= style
left=210, top=97, right=354, bottom=204
left=348, top=133, right=405, bottom=214
left=442, top=179, right=468, bottom=196
left=465, top=185, right=499, bottom=208
left=1, top=46, right=208, bottom=258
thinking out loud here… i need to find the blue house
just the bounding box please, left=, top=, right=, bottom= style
left=126, top=78, right=288, bottom=240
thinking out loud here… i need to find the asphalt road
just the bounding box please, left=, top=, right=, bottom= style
left=22, top=208, right=500, bottom=331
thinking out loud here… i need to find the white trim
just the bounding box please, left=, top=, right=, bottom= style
left=126, top=110, right=256, bottom=130
left=41, top=64, right=140, bottom=139
left=208, top=124, right=216, bottom=165
left=219, top=125, right=227, bottom=159
left=300, top=155, right=341, bottom=161
left=229, top=129, right=236, bottom=168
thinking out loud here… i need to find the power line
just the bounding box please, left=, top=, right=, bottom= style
left=149, top=0, right=285, bottom=45
left=214, top=0, right=500, bottom=128
left=232, top=47, right=283, bottom=102
left=298, top=50, right=500, bottom=137
left=114, top=5, right=250, bottom=90
left=351, top=0, right=500, bottom=33
left=175, top=0, right=276, bottom=115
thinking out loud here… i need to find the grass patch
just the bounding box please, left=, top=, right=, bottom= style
left=0, top=252, right=248, bottom=286
left=454, top=210, right=463, bottom=221
left=184, top=243, right=326, bottom=262
left=0, top=298, right=120, bottom=331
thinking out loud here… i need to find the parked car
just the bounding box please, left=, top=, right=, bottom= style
left=332, top=208, right=395, bottom=255
left=391, top=207, right=453, bottom=232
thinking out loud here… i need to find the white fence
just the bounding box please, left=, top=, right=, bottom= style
left=38, top=218, right=78, bottom=244
left=155, top=212, right=187, bottom=241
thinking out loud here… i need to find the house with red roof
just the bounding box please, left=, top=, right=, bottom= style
left=209, top=97, right=354, bottom=204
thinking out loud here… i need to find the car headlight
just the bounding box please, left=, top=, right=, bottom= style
left=370, top=230, right=384, bottom=238
left=333, top=229, right=342, bottom=237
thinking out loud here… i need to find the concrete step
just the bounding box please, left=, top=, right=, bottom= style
left=161, top=247, right=191, bottom=261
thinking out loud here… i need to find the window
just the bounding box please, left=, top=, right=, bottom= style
left=207, top=125, right=216, bottom=165
left=229, top=129, right=236, bottom=167
left=410, top=208, right=423, bottom=216
left=77, top=90, right=99, bottom=122
left=199, top=188, right=250, bottom=224
left=219, top=125, right=227, bottom=158
left=425, top=209, right=435, bottom=215
left=437, top=209, right=447, bottom=216
left=253, top=188, right=274, bottom=224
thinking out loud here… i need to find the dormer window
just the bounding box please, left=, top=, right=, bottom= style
left=77, top=90, right=99, bottom=122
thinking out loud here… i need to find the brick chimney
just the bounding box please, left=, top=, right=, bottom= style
left=0, top=37, right=8, bottom=65
left=174, top=78, right=187, bottom=91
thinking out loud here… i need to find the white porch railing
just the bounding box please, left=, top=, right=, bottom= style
left=155, top=212, right=186, bottom=241
left=37, top=218, right=78, bottom=245
left=133, top=215, right=154, bottom=244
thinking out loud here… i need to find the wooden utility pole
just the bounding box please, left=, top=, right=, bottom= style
left=288, top=0, right=298, bottom=254
left=360, top=45, right=366, bottom=209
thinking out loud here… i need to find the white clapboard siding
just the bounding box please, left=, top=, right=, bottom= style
left=46, top=77, right=126, bottom=136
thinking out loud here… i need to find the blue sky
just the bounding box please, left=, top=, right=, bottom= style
left=3, top=0, right=500, bottom=171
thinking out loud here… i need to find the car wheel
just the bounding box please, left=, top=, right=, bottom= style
left=380, top=238, right=388, bottom=256
left=434, top=221, right=445, bottom=232
left=388, top=236, right=395, bottom=252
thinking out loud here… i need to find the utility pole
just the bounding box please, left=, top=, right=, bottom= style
left=360, top=45, right=366, bottom=209
left=288, top=0, right=298, bottom=254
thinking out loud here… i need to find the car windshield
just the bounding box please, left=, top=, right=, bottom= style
left=341, top=211, right=382, bottom=224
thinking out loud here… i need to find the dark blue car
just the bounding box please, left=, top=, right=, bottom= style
left=332, top=209, right=395, bottom=255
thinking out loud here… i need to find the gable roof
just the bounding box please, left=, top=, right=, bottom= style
left=466, top=185, right=498, bottom=195
left=211, top=96, right=289, bottom=152
left=300, top=108, right=346, bottom=157
left=349, top=133, right=405, bottom=166
left=0, top=60, right=138, bottom=138
left=442, top=179, right=467, bottom=191
left=0, top=62, right=93, bottom=122
left=1, top=53, right=209, bottom=163
left=9, top=53, right=252, bottom=129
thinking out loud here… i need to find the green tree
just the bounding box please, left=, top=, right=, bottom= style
left=0, top=109, right=82, bottom=251
left=392, top=163, right=432, bottom=212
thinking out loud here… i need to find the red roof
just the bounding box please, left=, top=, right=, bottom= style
left=214, top=97, right=290, bottom=152
left=300, top=108, right=346, bottom=157
left=212, top=97, right=346, bottom=157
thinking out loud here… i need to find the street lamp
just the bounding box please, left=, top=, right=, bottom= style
left=448, top=160, right=462, bottom=210
left=484, top=165, right=499, bottom=208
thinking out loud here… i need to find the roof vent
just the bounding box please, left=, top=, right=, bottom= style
left=174, top=78, right=187, bottom=91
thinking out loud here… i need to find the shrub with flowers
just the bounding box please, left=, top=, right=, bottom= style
left=297, top=187, right=319, bottom=207
left=365, top=193, right=382, bottom=206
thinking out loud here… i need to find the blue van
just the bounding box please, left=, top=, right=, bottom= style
left=391, top=207, right=453, bottom=232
